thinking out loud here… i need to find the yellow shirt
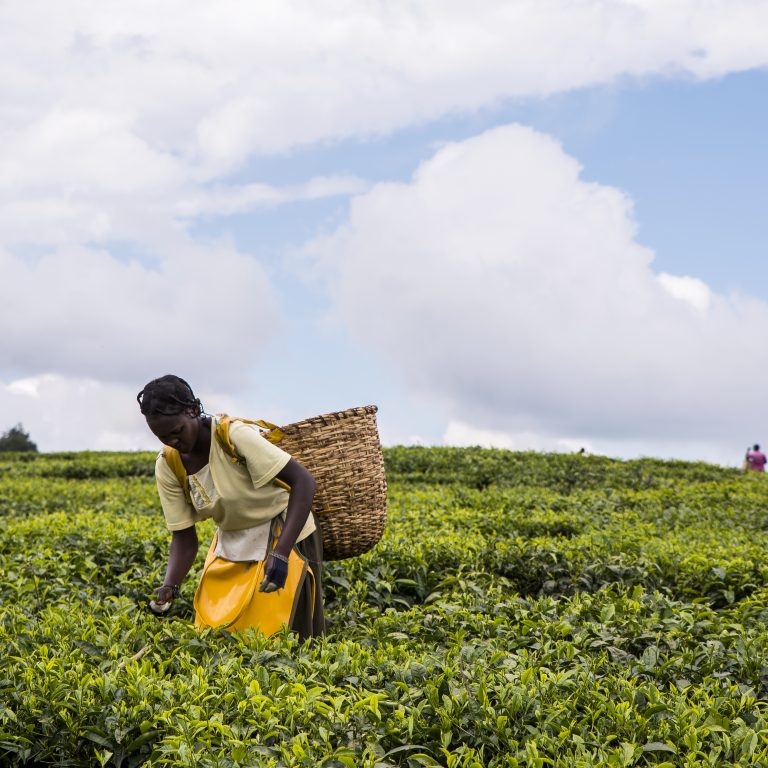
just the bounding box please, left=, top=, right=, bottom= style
left=154, top=417, right=316, bottom=541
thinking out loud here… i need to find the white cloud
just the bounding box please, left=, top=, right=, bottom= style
left=176, top=175, right=368, bottom=218
left=0, top=374, right=250, bottom=452
left=6, top=378, right=42, bottom=398
left=444, top=421, right=590, bottom=454
left=2, top=1, right=768, bottom=233
left=1, top=375, right=149, bottom=451
left=0, top=236, right=280, bottom=389
left=3, top=2, right=766, bottom=360
left=444, top=422, right=519, bottom=451
left=3, top=4, right=768, bottom=165
left=305, top=124, right=768, bottom=450
left=657, top=272, right=711, bottom=311
left=2, top=1, right=767, bottom=451
left=443, top=419, right=743, bottom=467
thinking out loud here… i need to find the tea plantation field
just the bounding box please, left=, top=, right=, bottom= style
left=3, top=447, right=768, bottom=767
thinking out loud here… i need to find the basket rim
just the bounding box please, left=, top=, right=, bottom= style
left=277, top=404, right=378, bottom=432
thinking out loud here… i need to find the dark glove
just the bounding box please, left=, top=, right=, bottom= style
left=259, top=552, right=289, bottom=592
left=149, top=584, right=178, bottom=615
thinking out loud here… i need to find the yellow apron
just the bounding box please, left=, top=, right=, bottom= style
left=194, top=531, right=315, bottom=636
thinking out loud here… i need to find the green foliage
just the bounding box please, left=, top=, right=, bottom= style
left=383, top=446, right=737, bottom=491
left=1, top=447, right=768, bottom=766
left=0, top=423, right=38, bottom=452
left=0, top=450, right=155, bottom=479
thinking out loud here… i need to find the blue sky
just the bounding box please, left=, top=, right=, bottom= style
left=1, top=2, right=767, bottom=464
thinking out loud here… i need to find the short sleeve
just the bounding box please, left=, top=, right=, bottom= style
left=228, top=422, right=292, bottom=488
left=155, top=453, right=197, bottom=531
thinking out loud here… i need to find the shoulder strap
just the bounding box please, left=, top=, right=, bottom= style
left=215, top=415, right=292, bottom=492
left=162, top=446, right=192, bottom=503
left=215, top=415, right=285, bottom=457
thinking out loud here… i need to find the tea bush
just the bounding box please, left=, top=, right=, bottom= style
left=1, top=448, right=768, bottom=767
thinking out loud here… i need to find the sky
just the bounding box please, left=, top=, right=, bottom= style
left=1, top=0, right=767, bottom=466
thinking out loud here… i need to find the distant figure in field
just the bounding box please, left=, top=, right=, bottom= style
left=745, top=444, right=767, bottom=472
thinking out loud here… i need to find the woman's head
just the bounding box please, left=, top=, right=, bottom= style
left=137, top=375, right=202, bottom=417
left=137, top=375, right=206, bottom=452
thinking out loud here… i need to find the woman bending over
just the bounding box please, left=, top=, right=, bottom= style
left=138, top=374, right=324, bottom=640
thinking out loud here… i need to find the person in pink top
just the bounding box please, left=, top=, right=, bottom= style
left=745, top=444, right=767, bottom=472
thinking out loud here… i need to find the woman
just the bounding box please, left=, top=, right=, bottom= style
left=137, top=374, right=324, bottom=640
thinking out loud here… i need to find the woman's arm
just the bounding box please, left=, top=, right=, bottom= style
left=259, top=458, right=316, bottom=592
left=273, top=458, right=316, bottom=559
left=156, top=526, right=199, bottom=603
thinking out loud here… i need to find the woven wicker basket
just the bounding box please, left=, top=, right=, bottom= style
left=265, top=405, right=387, bottom=561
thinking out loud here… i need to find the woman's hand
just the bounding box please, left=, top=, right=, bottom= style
left=150, top=526, right=199, bottom=615
left=257, top=458, right=315, bottom=593
left=156, top=584, right=178, bottom=604
left=259, top=552, right=289, bottom=592
left=149, top=584, right=178, bottom=615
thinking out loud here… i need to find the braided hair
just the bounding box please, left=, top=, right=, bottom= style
left=137, top=375, right=204, bottom=417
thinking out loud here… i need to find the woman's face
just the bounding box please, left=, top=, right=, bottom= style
left=146, top=410, right=200, bottom=454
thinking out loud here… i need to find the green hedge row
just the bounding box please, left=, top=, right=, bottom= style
left=0, top=446, right=739, bottom=489
left=1, top=449, right=768, bottom=766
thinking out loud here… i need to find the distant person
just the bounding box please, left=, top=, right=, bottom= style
left=745, top=444, right=767, bottom=472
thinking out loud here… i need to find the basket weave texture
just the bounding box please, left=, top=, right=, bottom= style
left=268, top=405, right=387, bottom=561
